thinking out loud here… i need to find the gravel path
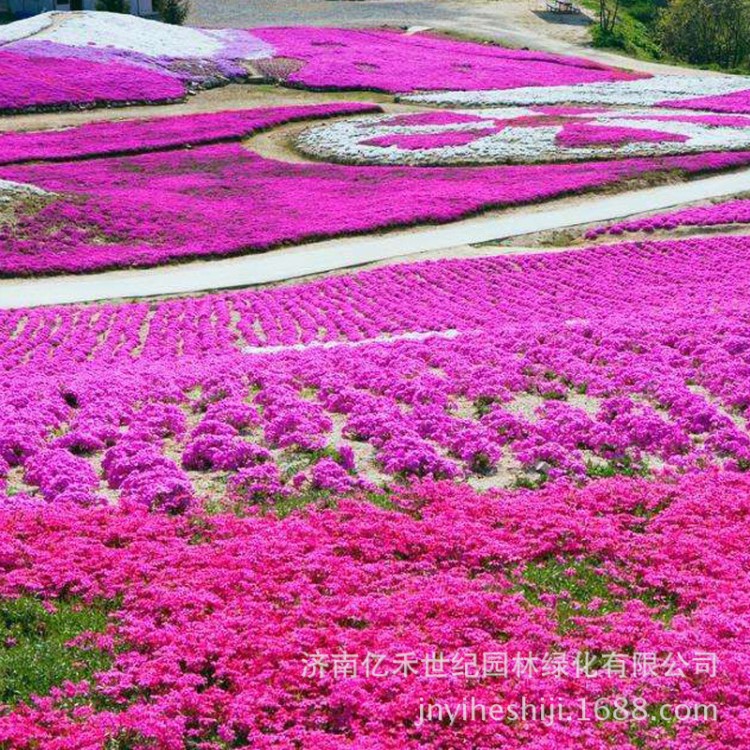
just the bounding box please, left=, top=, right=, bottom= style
left=4, top=166, right=750, bottom=309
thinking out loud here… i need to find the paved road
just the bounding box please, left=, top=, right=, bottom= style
left=4, top=167, right=750, bottom=309
left=190, top=1, right=467, bottom=28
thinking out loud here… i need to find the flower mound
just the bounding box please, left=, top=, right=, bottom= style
left=0, top=49, right=185, bottom=113
left=1, top=12, right=274, bottom=112
left=253, top=27, right=641, bottom=93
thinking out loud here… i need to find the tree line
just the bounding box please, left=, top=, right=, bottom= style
left=597, top=0, right=750, bottom=71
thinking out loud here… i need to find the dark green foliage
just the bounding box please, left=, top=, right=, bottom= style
left=96, top=0, right=130, bottom=12
left=160, top=0, right=190, bottom=25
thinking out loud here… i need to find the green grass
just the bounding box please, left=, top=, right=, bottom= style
left=585, top=455, right=650, bottom=479
left=0, top=596, right=114, bottom=706
left=273, top=488, right=398, bottom=519
left=519, top=556, right=679, bottom=633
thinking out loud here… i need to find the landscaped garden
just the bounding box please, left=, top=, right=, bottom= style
left=1, top=7, right=750, bottom=749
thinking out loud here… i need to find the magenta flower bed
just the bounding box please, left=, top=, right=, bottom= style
left=585, top=198, right=750, bottom=238
left=0, top=471, right=748, bottom=748
left=0, top=48, right=185, bottom=112
left=662, top=89, right=750, bottom=114
left=4, top=105, right=750, bottom=275
left=555, top=122, right=689, bottom=147
left=0, top=103, right=381, bottom=165
left=4, top=234, right=750, bottom=505
left=253, top=27, right=645, bottom=93
left=2, top=236, right=750, bottom=748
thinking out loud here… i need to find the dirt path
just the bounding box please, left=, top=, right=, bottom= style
left=4, top=165, right=750, bottom=309
left=0, top=84, right=391, bottom=134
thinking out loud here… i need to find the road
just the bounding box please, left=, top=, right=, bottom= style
left=4, top=166, right=750, bottom=309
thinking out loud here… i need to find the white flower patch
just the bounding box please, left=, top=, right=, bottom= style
left=0, top=13, right=53, bottom=44
left=400, top=76, right=750, bottom=109
left=295, top=108, right=750, bottom=165
left=0, top=179, right=52, bottom=196
left=6, top=11, right=273, bottom=61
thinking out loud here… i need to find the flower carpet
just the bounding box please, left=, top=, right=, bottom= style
left=3, top=12, right=750, bottom=749
left=2, top=233, right=750, bottom=745
left=0, top=13, right=641, bottom=114
left=6, top=104, right=750, bottom=276
left=296, top=107, right=750, bottom=165
left=586, top=197, right=750, bottom=238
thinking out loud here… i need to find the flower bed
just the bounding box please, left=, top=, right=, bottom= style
left=0, top=10, right=274, bottom=112
left=401, top=75, right=750, bottom=112
left=252, top=26, right=643, bottom=93
left=7, top=11, right=273, bottom=83
left=4, top=235, right=750, bottom=506
left=4, top=107, right=750, bottom=275
left=0, top=103, right=382, bottom=165
left=297, top=107, right=750, bottom=165
left=0, top=48, right=186, bottom=113
left=0, top=13, right=644, bottom=114
left=585, top=198, right=750, bottom=238
left=0, top=472, right=748, bottom=747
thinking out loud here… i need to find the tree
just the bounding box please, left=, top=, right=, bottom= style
left=660, top=0, right=750, bottom=70
left=160, top=0, right=190, bottom=25
left=599, top=0, right=622, bottom=35
left=96, top=0, right=129, bottom=11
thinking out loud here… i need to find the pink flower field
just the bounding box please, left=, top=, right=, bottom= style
left=0, top=473, right=748, bottom=748
left=0, top=15, right=643, bottom=114
left=4, top=11, right=750, bottom=750
left=251, top=27, right=643, bottom=93
left=3, top=234, right=750, bottom=745
left=586, top=197, right=750, bottom=238
left=5, top=105, right=750, bottom=276
left=0, top=49, right=185, bottom=113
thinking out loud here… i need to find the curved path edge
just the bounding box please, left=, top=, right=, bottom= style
left=4, top=168, right=750, bottom=309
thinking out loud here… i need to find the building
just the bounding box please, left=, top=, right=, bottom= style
left=7, top=0, right=154, bottom=15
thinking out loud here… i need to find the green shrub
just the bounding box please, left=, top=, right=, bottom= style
left=160, top=0, right=190, bottom=25
left=96, top=0, right=130, bottom=12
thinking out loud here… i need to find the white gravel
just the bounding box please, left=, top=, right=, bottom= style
left=0, top=179, right=51, bottom=196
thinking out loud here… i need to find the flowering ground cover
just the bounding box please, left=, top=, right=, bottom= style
left=3, top=222, right=750, bottom=745
left=401, top=75, right=750, bottom=112
left=2, top=12, right=273, bottom=111
left=5, top=106, right=750, bottom=275
left=251, top=26, right=643, bottom=93
left=0, top=103, right=381, bottom=166
left=0, top=13, right=643, bottom=114
left=4, top=234, right=750, bottom=506
left=297, top=107, right=750, bottom=165
left=0, top=48, right=185, bottom=113
left=586, top=198, right=750, bottom=238
left=0, top=471, right=748, bottom=748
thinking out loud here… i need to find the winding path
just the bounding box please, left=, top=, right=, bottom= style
left=3, top=167, right=750, bottom=309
